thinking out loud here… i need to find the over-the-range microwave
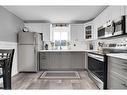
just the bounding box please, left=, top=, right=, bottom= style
left=97, top=15, right=126, bottom=39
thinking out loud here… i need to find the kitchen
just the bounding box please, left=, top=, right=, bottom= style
left=0, top=5, right=127, bottom=90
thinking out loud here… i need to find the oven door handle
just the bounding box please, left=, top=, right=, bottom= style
left=88, top=54, right=104, bottom=62
left=94, top=57, right=104, bottom=60
left=94, top=57, right=104, bottom=62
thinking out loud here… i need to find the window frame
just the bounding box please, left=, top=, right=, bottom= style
left=50, top=24, right=71, bottom=42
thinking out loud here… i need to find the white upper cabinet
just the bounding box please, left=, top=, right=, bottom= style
left=70, top=24, right=84, bottom=41
left=84, top=21, right=93, bottom=40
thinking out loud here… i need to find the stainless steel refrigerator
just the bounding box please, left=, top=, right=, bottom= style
left=18, top=32, right=43, bottom=72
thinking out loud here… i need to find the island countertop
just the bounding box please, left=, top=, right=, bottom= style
left=38, top=50, right=127, bottom=60
left=38, top=49, right=97, bottom=52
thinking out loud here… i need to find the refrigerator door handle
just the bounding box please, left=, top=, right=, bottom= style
left=34, top=45, right=36, bottom=54
left=34, top=36, right=36, bottom=45
left=34, top=45, right=37, bottom=71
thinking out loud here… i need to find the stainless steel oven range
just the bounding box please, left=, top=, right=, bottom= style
left=87, top=52, right=107, bottom=89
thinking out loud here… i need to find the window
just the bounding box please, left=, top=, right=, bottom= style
left=50, top=24, right=70, bottom=49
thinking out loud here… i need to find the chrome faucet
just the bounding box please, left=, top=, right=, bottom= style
left=60, top=46, right=62, bottom=50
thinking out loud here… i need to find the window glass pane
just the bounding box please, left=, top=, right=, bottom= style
left=55, top=40, right=61, bottom=46
left=54, top=31, right=60, bottom=40
left=51, top=24, right=70, bottom=49
left=61, top=40, right=66, bottom=46
left=61, top=32, right=68, bottom=40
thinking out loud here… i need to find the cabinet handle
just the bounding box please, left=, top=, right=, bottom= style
left=122, top=62, right=127, bottom=65
left=121, top=83, right=127, bottom=88
left=122, top=68, right=127, bottom=72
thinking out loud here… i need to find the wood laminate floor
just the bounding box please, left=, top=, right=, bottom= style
left=11, top=71, right=99, bottom=90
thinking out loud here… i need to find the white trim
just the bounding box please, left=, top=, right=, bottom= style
left=0, top=41, right=18, bottom=76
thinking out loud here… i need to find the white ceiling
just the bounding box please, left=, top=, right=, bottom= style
left=4, top=6, right=107, bottom=23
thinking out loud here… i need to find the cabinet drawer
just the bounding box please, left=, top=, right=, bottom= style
left=110, top=62, right=127, bottom=78
left=39, top=53, right=48, bottom=70
left=109, top=57, right=127, bottom=66
left=40, top=54, right=46, bottom=56
left=109, top=72, right=127, bottom=89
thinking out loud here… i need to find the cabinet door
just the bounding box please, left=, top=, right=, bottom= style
left=84, top=53, right=88, bottom=69
left=60, top=52, right=71, bottom=69
left=39, top=52, right=50, bottom=70
left=70, top=24, right=84, bottom=41
left=84, top=21, right=93, bottom=40
left=71, top=52, right=85, bottom=69
left=108, top=56, right=127, bottom=89
left=51, top=52, right=62, bottom=69
left=48, top=52, right=61, bottom=69
left=48, top=52, right=55, bottom=69
left=108, top=72, right=127, bottom=89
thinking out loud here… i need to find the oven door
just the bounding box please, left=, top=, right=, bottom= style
left=88, top=53, right=104, bottom=81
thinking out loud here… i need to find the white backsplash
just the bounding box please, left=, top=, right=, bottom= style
left=69, top=41, right=87, bottom=50
left=44, top=41, right=87, bottom=50
left=91, top=35, right=127, bottom=50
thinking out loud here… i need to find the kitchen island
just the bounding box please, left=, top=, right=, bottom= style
left=38, top=50, right=90, bottom=70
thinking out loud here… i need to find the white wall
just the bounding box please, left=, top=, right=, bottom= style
left=0, top=6, right=24, bottom=42
left=87, top=6, right=126, bottom=50
left=0, top=6, right=24, bottom=81
left=24, top=23, right=50, bottom=41
left=92, top=6, right=124, bottom=40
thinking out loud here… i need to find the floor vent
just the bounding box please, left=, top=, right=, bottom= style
left=39, top=71, right=80, bottom=79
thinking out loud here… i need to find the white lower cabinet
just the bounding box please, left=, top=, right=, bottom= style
left=70, top=24, right=84, bottom=41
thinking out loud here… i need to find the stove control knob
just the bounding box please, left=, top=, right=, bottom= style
left=123, top=44, right=126, bottom=46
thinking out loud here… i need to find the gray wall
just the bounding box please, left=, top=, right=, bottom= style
left=0, top=6, right=24, bottom=42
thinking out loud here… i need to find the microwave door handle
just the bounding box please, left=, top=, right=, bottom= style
left=112, top=21, right=116, bottom=35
